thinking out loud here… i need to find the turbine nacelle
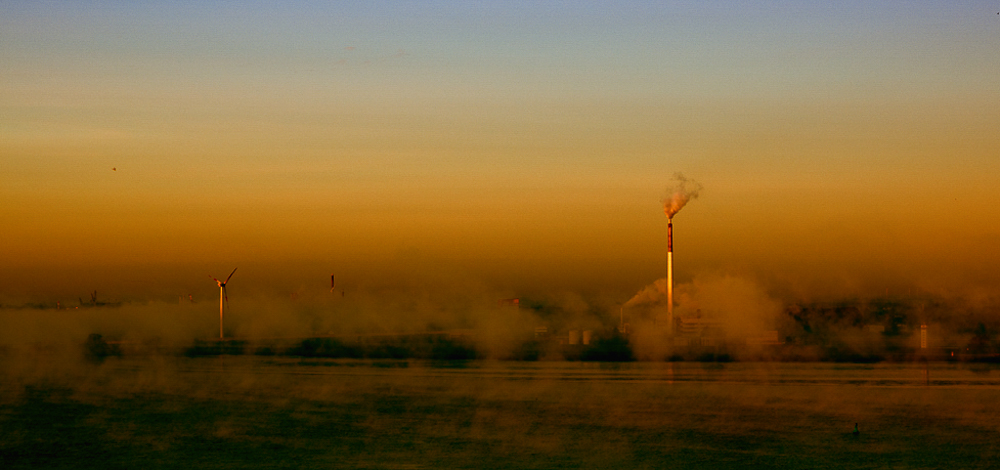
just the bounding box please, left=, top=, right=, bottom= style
left=211, top=268, right=237, bottom=288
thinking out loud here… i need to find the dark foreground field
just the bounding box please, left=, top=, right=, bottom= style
left=2, top=357, right=1000, bottom=469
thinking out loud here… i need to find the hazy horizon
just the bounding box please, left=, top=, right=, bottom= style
left=4, top=1, right=1000, bottom=306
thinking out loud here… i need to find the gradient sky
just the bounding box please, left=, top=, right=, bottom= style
left=3, top=1, right=1000, bottom=301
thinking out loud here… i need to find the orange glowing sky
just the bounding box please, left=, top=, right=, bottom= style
left=3, top=1, right=1000, bottom=300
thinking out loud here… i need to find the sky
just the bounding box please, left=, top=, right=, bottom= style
left=3, top=1, right=1000, bottom=303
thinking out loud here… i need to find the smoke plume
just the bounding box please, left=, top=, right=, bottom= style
left=662, top=173, right=702, bottom=218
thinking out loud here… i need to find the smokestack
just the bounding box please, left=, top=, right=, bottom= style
left=667, top=218, right=673, bottom=334
left=661, top=173, right=700, bottom=335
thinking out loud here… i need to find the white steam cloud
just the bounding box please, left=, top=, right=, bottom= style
left=662, top=173, right=702, bottom=218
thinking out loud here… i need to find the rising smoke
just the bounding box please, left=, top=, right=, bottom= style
left=662, top=173, right=702, bottom=218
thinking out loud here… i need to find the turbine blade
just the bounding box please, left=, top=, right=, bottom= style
left=225, top=268, right=237, bottom=283
left=223, top=285, right=228, bottom=302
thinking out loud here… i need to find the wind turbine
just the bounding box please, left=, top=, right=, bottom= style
left=210, top=268, right=237, bottom=339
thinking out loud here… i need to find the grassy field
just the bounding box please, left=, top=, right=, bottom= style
left=2, top=357, right=1000, bottom=469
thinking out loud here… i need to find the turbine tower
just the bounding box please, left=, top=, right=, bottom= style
left=210, top=268, right=237, bottom=339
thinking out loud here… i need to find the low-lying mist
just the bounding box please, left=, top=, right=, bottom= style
left=4, top=266, right=1000, bottom=371
left=623, top=271, right=1000, bottom=362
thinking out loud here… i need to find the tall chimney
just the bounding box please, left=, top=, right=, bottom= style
left=667, top=218, right=673, bottom=334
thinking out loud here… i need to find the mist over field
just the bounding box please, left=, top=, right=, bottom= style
left=4, top=262, right=1000, bottom=372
